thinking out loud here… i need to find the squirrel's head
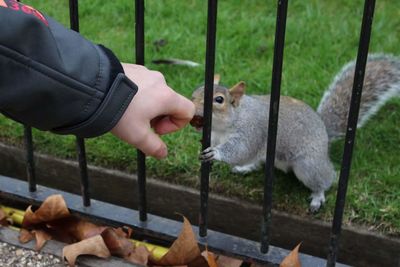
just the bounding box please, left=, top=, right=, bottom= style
left=190, top=80, right=246, bottom=131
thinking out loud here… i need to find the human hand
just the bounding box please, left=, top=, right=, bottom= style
left=111, top=63, right=195, bottom=159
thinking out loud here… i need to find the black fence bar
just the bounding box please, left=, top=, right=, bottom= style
left=326, top=0, right=376, bottom=266
left=23, top=126, right=36, bottom=192
left=261, top=0, right=288, bottom=254
left=69, top=0, right=91, bottom=207
left=18, top=0, right=36, bottom=195
left=75, top=137, right=90, bottom=206
left=68, top=0, right=79, bottom=32
left=199, top=0, right=218, bottom=238
left=135, top=0, right=147, bottom=222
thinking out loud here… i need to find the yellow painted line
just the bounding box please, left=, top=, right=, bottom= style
left=131, top=239, right=168, bottom=260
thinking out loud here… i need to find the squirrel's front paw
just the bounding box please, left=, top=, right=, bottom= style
left=199, top=147, right=221, bottom=162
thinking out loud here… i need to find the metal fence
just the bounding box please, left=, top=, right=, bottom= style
left=0, top=0, right=377, bottom=266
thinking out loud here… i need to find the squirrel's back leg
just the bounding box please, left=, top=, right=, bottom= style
left=291, top=156, right=336, bottom=212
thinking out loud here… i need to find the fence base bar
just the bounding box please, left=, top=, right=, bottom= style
left=0, top=175, right=349, bottom=266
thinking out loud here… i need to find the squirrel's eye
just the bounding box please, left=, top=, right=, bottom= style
left=214, top=96, right=224, bottom=104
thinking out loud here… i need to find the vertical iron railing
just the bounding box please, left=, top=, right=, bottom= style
left=261, top=0, right=288, bottom=253
left=199, top=0, right=218, bottom=238
left=18, top=0, right=36, bottom=195
left=23, top=126, right=36, bottom=192
left=135, top=0, right=147, bottom=222
left=326, top=0, right=375, bottom=266
left=3, top=1, right=377, bottom=265
left=69, top=0, right=91, bottom=207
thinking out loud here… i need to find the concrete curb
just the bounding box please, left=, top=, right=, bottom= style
left=0, top=142, right=399, bottom=267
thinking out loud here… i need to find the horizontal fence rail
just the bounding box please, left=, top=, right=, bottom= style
left=0, top=0, right=378, bottom=266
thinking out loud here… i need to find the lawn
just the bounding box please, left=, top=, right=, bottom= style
left=1, top=0, right=399, bottom=236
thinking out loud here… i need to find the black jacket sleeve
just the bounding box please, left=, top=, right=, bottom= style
left=0, top=1, right=138, bottom=138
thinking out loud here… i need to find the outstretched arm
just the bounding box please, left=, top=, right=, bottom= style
left=0, top=1, right=194, bottom=159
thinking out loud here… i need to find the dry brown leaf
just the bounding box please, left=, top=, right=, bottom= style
left=125, top=245, right=150, bottom=266
left=101, top=227, right=134, bottom=257
left=22, top=194, right=70, bottom=228
left=32, top=229, right=52, bottom=251
left=0, top=209, right=8, bottom=226
left=152, top=216, right=202, bottom=266
left=62, top=235, right=111, bottom=267
left=280, top=243, right=302, bottom=267
left=19, top=228, right=34, bottom=243
left=188, top=256, right=209, bottom=267
left=70, top=219, right=107, bottom=240
left=216, top=254, right=243, bottom=267
left=201, top=249, right=243, bottom=267
left=201, top=248, right=218, bottom=267
left=48, top=217, right=107, bottom=243
left=20, top=194, right=106, bottom=245
left=114, top=226, right=133, bottom=238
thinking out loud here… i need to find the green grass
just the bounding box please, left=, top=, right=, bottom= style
left=1, top=0, right=399, bottom=236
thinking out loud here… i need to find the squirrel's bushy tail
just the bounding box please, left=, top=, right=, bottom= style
left=317, top=54, right=400, bottom=141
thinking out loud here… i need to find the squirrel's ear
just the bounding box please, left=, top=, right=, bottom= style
left=214, top=74, right=221, bottom=85
left=229, top=81, right=246, bottom=107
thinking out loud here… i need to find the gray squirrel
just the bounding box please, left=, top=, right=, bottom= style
left=190, top=54, right=400, bottom=212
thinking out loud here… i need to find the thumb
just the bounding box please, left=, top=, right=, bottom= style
left=135, top=130, right=168, bottom=159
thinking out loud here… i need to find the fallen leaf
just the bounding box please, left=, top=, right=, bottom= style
left=201, top=247, right=218, bottom=267
left=20, top=194, right=106, bottom=246
left=0, top=209, right=8, bottom=226
left=125, top=245, right=151, bottom=266
left=22, top=194, right=69, bottom=228
left=101, top=227, right=134, bottom=257
left=49, top=217, right=107, bottom=243
left=63, top=235, right=111, bottom=267
left=280, top=243, right=302, bottom=267
left=32, top=230, right=52, bottom=251
left=187, top=256, right=209, bottom=267
left=19, top=228, right=34, bottom=243
left=114, top=226, right=133, bottom=238
left=216, top=254, right=243, bottom=267
left=201, top=249, right=243, bottom=267
left=152, top=216, right=202, bottom=266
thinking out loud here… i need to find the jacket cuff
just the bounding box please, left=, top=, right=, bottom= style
left=52, top=73, right=138, bottom=137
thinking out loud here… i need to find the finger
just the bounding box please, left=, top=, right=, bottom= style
left=135, top=130, right=168, bottom=159
left=163, top=93, right=195, bottom=128
left=152, top=116, right=183, bottom=135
